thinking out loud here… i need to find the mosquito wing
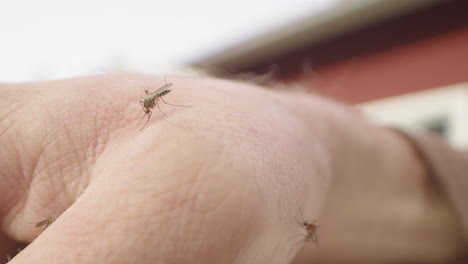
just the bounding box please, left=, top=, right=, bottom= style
left=150, top=83, right=173, bottom=95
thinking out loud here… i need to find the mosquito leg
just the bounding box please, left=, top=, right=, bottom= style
left=313, top=231, right=319, bottom=247
left=146, top=111, right=152, bottom=127
left=155, top=99, right=167, bottom=117
left=137, top=101, right=147, bottom=126
left=139, top=111, right=152, bottom=131
left=299, top=208, right=304, bottom=223
left=294, top=215, right=303, bottom=227
left=287, top=237, right=305, bottom=260
left=137, top=113, right=147, bottom=126
left=294, top=208, right=305, bottom=227
left=288, top=233, right=305, bottom=242
left=160, top=96, right=192, bottom=107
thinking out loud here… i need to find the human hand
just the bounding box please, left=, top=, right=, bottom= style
left=0, top=74, right=465, bottom=263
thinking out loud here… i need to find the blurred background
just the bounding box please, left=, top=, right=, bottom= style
left=2, top=0, right=468, bottom=147
left=0, top=0, right=334, bottom=81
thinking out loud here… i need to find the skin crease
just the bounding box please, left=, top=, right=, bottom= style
left=0, top=73, right=465, bottom=264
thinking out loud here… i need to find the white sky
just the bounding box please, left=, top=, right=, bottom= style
left=0, top=0, right=336, bottom=82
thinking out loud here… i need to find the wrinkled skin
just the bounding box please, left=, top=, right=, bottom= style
left=0, top=74, right=465, bottom=263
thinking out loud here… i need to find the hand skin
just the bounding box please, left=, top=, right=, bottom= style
left=0, top=73, right=465, bottom=263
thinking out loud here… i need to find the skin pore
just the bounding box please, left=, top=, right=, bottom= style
left=0, top=74, right=466, bottom=263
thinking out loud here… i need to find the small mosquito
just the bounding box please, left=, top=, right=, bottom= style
left=296, top=219, right=319, bottom=245
left=34, top=216, right=56, bottom=229
left=138, top=76, right=190, bottom=131
left=287, top=209, right=319, bottom=258
left=24, top=216, right=56, bottom=230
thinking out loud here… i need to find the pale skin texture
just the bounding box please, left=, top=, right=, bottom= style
left=0, top=74, right=466, bottom=263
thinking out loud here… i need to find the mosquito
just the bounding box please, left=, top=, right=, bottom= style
left=27, top=216, right=56, bottom=230
left=22, top=216, right=56, bottom=230
left=287, top=209, right=319, bottom=258
left=295, top=219, right=319, bottom=245
left=33, top=216, right=56, bottom=229
left=138, top=76, right=190, bottom=131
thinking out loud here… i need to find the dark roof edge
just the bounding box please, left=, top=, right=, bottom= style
left=194, top=0, right=443, bottom=69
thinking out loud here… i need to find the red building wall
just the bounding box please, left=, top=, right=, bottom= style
left=298, top=26, right=468, bottom=104
left=241, top=0, right=468, bottom=104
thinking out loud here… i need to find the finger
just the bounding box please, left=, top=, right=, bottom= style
left=0, top=74, right=177, bottom=242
